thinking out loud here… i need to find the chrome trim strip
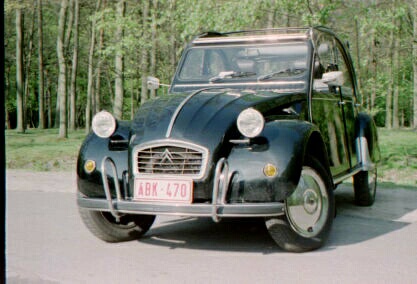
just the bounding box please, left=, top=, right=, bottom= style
left=356, top=137, right=375, bottom=171
left=193, top=34, right=308, bottom=44
left=77, top=197, right=285, bottom=218
left=132, top=139, right=209, bottom=180
left=332, top=138, right=375, bottom=185
left=101, top=156, right=122, bottom=222
left=166, top=89, right=207, bottom=138
left=229, top=139, right=250, bottom=144
left=333, top=166, right=362, bottom=185
left=212, top=158, right=229, bottom=222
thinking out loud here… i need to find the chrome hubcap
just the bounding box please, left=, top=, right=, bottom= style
left=303, top=189, right=319, bottom=214
left=285, top=166, right=329, bottom=238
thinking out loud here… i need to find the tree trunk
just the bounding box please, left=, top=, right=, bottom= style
left=57, top=0, right=68, bottom=138
left=45, top=68, right=52, bottom=128
left=94, top=0, right=105, bottom=115
left=169, top=0, right=176, bottom=73
left=16, top=7, right=25, bottom=133
left=24, top=10, right=35, bottom=128
left=150, top=0, right=158, bottom=99
left=64, top=0, right=74, bottom=52
left=38, top=0, right=45, bottom=129
left=140, top=0, right=150, bottom=104
left=113, top=0, right=125, bottom=120
left=413, top=2, right=417, bottom=129
left=385, top=29, right=394, bottom=129
left=354, top=18, right=362, bottom=98
left=370, top=33, right=377, bottom=111
left=5, top=67, right=11, bottom=129
left=69, top=0, right=79, bottom=130
left=86, top=0, right=101, bottom=132
left=130, top=80, right=134, bottom=119
left=267, top=0, right=275, bottom=28
left=392, top=23, right=400, bottom=129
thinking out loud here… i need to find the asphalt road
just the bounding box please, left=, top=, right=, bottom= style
left=6, top=170, right=417, bottom=283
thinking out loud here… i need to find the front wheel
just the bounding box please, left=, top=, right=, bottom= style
left=265, top=156, right=335, bottom=252
left=79, top=207, right=155, bottom=242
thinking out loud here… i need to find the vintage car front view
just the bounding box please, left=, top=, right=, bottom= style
left=77, top=27, right=380, bottom=252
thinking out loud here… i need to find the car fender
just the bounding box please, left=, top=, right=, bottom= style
left=77, top=121, right=131, bottom=198
left=355, top=112, right=380, bottom=163
left=226, top=120, right=324, bottom=202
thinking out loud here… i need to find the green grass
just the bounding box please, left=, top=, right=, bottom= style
left=377, top=128, right=417, bottom=186
left=6, top=128, right=86, bottom=171
left=5, top=127, right=417, bottom=187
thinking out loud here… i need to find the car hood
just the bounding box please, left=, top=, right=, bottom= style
left=130, top=88, right=304, bottom=152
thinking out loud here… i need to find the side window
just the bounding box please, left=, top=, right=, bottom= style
left=335, top=44, right=354, bottom=97
left=313, top=36, right=355, bottom=97
left=313, top=36, right=335, bottom=92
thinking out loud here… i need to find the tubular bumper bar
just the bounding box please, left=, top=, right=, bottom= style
left=78, top=157, right=285, bottom=222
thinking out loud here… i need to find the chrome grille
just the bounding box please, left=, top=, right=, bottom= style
left=136, top=144, right=206, bottom=177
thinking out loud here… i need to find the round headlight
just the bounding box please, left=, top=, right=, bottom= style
left=236, top=108, right=265, bottom=138
left=92, top=110, right=116, bottom=138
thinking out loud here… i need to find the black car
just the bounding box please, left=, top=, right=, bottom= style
left=77, top=27, right=380, bottom=252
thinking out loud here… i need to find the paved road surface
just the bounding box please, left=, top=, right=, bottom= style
left=6, top=170, right=417, bottom=283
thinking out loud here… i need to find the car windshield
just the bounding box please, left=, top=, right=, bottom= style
left=177, top=42, right=309, bottom=84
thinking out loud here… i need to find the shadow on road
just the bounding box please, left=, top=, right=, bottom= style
left=326, top=184, right=415, bottom=249
left=141, top=184, right=417, bottom=253
left=142, top=217, right=281, bottom=254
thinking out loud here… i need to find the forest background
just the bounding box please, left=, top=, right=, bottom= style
left=4, top=0, right=417, bottom=136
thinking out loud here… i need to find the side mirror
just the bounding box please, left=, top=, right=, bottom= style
left=322, top=71, right=344, bottom=87
left=147, top=76, right=160, bottom=90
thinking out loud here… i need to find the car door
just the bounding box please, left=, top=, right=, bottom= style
left=333, top=40, right=359, bottom=168
left=311, top=35, right=357, bottom=177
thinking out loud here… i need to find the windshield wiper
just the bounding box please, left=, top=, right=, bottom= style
left=257, top=68, right=306, bottom=81
left=209, top=71, right=256, bottom=83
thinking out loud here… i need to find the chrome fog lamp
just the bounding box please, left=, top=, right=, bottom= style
left=92, top=110, right=116, bottom=138
left=237, top=108, right=265, bottom=138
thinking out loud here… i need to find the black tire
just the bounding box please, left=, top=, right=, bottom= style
left=79, top=207, right=155, bottom=242
left=353, top=168, right=377, bottom=206
left=265, top=156, right=335, bottom=252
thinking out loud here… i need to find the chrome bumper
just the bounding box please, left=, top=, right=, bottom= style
left=77, top=157, right=285, bottom=222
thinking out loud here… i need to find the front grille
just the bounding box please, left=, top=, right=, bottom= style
left=135, top=143, right=207, bottom=178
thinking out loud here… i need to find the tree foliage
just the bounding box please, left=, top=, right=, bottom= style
left=4, top=0, right=417, bottom=133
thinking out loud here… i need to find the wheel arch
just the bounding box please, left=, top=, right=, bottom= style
left=77, top=120, right=131, bottom=198
left=303, top=130, right=332, bottom=180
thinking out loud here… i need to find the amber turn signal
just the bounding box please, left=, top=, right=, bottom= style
left=263, top=163, right=278, bottom=177
left=84, top=160, right=96, bottom=174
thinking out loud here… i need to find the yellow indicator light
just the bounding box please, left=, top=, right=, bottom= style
left=263, top=163, right=278, bottom=177
left=84, top=160, right=96, bottom=174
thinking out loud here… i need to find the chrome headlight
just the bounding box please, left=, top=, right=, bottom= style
left=92, top=110, right=116, bottom=138
left=236, top=108, right=265, bottom=138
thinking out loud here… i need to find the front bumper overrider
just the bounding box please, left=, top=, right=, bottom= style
left=77, top=157, right=285, bottom=222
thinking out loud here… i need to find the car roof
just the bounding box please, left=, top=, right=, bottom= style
left=191, top=27, right=335, bottom=46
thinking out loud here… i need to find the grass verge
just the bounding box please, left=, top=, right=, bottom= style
left=377, top=128, right=417, bottom=187
left=6, top=128, right=86, bottom=172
